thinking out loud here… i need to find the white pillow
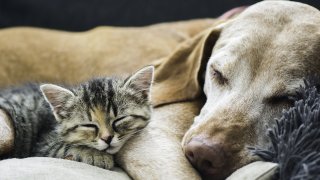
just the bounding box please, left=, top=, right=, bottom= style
left=0, top=157, right=131, bottom=180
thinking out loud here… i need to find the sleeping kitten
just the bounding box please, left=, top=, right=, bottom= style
left=0, top=66, right=154, bottom=169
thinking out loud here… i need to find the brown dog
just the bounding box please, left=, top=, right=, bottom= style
left=182, top=1, right=320, bottom=179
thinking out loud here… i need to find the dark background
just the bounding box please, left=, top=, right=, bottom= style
left=0, top=0, right=319, bottom=31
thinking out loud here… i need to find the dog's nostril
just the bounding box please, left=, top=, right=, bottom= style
left=186, top=151, right=194, bottom=161
left=187, top=151, right=194, bottom=159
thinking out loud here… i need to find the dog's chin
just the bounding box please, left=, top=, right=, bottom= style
left=189, top=160, right=227, bottom=180
left=200, top=169, right=230, bottom=180
left=198, top=155, right=253, bottom=180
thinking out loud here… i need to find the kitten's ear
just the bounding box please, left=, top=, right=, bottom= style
left=40, top=84, right=75, bottom=113
left=124, top=66, right=154, bottom=97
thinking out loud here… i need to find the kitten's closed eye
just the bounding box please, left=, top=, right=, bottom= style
left=80, top=124, right=99, bottom=132
left=112, top=116, right=128, bottom=132
left=112, top=115, right=148, bottom=133
left=67, top=124, right=99, bottom=135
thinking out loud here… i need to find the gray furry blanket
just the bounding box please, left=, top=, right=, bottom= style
left=251, top=79, right=320, bottom=180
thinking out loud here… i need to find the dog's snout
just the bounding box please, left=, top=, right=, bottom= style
left=184, top=137, right=226, bottom=176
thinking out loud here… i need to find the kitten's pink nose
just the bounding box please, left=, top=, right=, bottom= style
left=184, top=136, right=226, bottom=176
left=101, top=135, right=113, bottom=145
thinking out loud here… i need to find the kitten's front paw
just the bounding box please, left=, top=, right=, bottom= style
left=66, top=148, right=114, bottom=169
left=91, top=152, right=114, bottom=169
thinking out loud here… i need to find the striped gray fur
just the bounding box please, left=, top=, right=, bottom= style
left=0, top=66, right=154, bottom=169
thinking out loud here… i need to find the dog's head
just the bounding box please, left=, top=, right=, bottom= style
left=181, top=1, right=320, bottom=179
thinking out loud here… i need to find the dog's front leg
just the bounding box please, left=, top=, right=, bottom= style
left=116, top=100, right=202, bottom=180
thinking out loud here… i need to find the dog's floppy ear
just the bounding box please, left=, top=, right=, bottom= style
left=151, top=21, right=226, bottom=106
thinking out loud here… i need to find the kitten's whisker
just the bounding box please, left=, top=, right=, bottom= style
left=119, top=133, right=134, bottom=140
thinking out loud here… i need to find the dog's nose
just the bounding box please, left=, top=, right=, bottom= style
left=184, top=137, right=226, bottom=175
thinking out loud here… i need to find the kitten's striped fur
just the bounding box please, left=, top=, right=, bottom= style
left=0, top=66, right=154, bottom=169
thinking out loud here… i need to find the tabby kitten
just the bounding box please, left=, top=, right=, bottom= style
left=0, top=66, right=154, bottom=169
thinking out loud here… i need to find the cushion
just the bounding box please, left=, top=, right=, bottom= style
left=0, top=157, right=131, bottom=180
left=227, top=161, right=278, bottom=180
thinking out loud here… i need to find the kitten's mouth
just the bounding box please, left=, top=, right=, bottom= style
left=95, top=143, right=109, bottom=151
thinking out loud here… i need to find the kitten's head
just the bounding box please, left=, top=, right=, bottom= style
left=40, top=66, right=154, bottom=154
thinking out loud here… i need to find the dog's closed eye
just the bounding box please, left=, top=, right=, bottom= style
left=210, top=67, right=228, bottom=85
left=265, top=94, right=296, bottom=105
